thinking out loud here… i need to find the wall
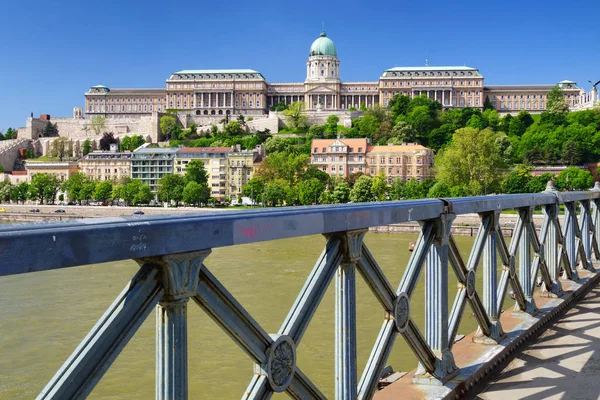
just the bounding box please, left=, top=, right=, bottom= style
left=18, top=113, right=162, bottom=142
left=0, top=139, right=31, bottom=172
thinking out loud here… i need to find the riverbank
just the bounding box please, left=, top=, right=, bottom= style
left=0, top=204, right=233, bottom=222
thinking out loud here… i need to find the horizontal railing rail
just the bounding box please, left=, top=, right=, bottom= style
left=1, top=181, right=600, bottom=399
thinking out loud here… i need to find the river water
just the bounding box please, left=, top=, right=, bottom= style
left=0, top=231, right=499, bottom=399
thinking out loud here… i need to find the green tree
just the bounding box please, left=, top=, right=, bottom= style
left=183, top=181, right=204, bottom=206
left=242, top=178, right=265, bottom=203
left=427, top=181, right=450, bottom=198
left=297, top=178, right=325, bottom=205
left=562, top=140, right=583, bottom=165
left=85, top=116, right=107, bottom=136
left=133, top=182, right=153, bottom=205
left=403, top=179, right=427, bottom=199
left=331, top=182, right=351, bottom=203
left=112, top=184, right=123, bottom=201
left=29, top=173, right=60, bottom=204
left=349, top=175, right=373, bottom=203
left=526, top=173, right=554, bottom=193
left=83, top=139, right=91, bottom=156
left=547, top=85, right=569, bottom=116
left=483, top=96, right=495, bottom=110
left=390, top=178, right=405, bottom=200
left=501, top=169, right=532, bottom=194
left=15, top=182, right=29, bottom=204
left=94, top=181, right=113, bottom=205
left=435, top=127, right=506, bottom=195
left=158, top=174, right=186, bottom=205
left=324, top=115, right=340, bottom=133
left=271, top=102, right=288, bottom=112
left=264, top=179, right=289, bottom=206
left=49, top=137, right=70, bottom=161
left=184, top=160, right=209, bottom=185
left=160, top=115, right=178, bottom=141
left=371, top=172, right=388, bottom=201
left=0, top=181, right=12, bottom=202
left=224, top=121, right=243, bottom=136
left=65, top=173, right=89, bottom=204
left=42, top=122, right=59, bottom=137
left=555, top=167, right=594, bottom=191
left=80, top=181, right=97, bottom=204
left=121, top=180, right=142, bottom=206
left=282, top=101, right=308, bottom=131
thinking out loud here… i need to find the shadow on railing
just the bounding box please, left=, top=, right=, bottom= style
left=1, top=181, right=600, bottom=399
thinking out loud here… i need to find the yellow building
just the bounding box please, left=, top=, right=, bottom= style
left=24, top=161, right=79, bottom=182
left=175, top=147, right=231, bottom=200
left=79, top=150, right=132, bottom=181
left=366, top=144, right=435, bottom=184
left=228, top=145, right=264, bottom=201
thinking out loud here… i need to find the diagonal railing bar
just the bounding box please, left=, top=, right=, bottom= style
left=448, top=234, right=467, bottom=283
left=402, top=319, right=437, bottom=374
left=278, top=236, right=342, bottom=343
left=357, top=319, right=397, bottom=400
left=555, top=209, right=577, bottom=281
left=194, top=262, right=326, bottom=399
left=242, top=374, right=271, bottom=400
left=287, top=368, right=328, bottom=399
left=447, top=234, right=492, bottom=343
left=526, top=221, right=553, bottom=295
left=466, top=213, right=492, bottom=272
left=493, top=222, right=522, bottom=315
left=579, top=200, right=593, bottom=267
left=591, top=194, right=600, bottom=260
left=38, top=264, right=163, bottom=400
left=357, top=244, right=396, bottom=312
left=192, top=266, right=272, bottom=364
left=396, top=220, right=434, bottom=297
left=564, top=202, right=580, bottom=277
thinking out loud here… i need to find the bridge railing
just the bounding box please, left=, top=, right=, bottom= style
left=1, top=181, right=600, bottom=399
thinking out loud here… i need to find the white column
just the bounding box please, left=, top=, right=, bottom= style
left=434, top=91, right=438, bottom=102
left=208, top=93, right=212, bottom=108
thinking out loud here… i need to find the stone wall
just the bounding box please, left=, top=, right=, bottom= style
left=0, top=139, right=31, bottom=172
left=18, top=112, right=162, bottom=143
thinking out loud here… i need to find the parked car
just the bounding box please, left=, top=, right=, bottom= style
left=133, top=211, right=145, bottom=215
left=67, top=201, right=75, bottom=206
left=55, top=209, right=66, bottom=213
left=29, top=209, right=40, bottom=213
left=0, top=208, right=6, bottom=213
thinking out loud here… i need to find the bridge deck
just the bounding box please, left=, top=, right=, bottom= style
left=476, top=284, right=600, bottom=400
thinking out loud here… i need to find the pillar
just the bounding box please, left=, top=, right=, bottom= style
left=143, top=250, right=211, bottom=400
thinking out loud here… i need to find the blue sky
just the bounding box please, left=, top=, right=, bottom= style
left=1, top=0, right=599, bottom=132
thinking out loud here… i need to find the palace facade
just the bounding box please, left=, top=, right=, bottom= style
left=84, top=30, right=597, bottom=119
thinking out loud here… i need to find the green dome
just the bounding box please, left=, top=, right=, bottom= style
left=309, top=31, right=337, bottom=57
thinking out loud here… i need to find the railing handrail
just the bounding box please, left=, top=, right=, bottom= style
left=1, top=191, right=598, bottom=277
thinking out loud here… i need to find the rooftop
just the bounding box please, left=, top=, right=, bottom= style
left=367, top=144, right=432, bottom=153
left=174, top=69, right=260, bottom=75
left=177, top=147, right=232, bottom=154
left=133, top=147, right=179, bottom=154
left=384, top=66, right=478, bottom=72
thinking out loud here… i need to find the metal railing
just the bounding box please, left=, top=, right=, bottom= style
left=1, top=181, right=600, bottom=399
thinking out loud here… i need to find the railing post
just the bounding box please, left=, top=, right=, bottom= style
left=139, top=250, right=211, bottom=400
left=415, top=212, right=458, bottom=384
left=475, top=212, right=504, bottom=343
left=542, top=198, right=564, bottom=297
left=335, top=229, right=366, bottom=400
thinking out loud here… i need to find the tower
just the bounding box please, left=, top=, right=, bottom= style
left=305, top=30, right=341, bottom=110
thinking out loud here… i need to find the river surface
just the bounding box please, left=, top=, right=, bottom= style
left=0, top=230, right=506, bottom=399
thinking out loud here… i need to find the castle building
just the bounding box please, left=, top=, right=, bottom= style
left=310, top=139, right=435, bottom=183
left=84, top=30, right=593, bottom=120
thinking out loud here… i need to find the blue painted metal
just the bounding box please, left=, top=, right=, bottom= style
left=37, top=264, right=163, bottom=399
left=3, top=187, right=600, bottom=399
